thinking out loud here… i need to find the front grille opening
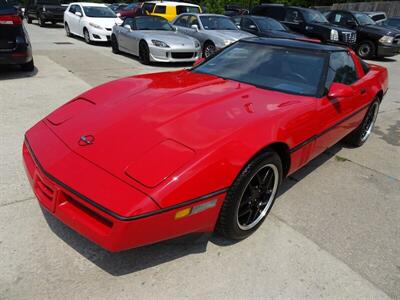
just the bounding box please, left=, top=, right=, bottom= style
left=62, top=193, right=114, bottom=229
left=171, top=52, right=194, bottom=59
left=36, top=176, right=54, bottom=201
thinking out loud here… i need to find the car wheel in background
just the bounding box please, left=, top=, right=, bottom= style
left=111, top=35, right=119, bottom=54
left=37, top=14, right=45, bottom=27
left=139, top=41, right=150, bottom=65
left=83, top=28, right=91, bottom=44
left=26, top=15, right=32, bottom=24
left=356, top=40, right=376, bottom=59
left=20, top=59, right=34, bottom=72
left=51, top=21, right=57, bottom=25
left=344, top=98, right=380, bottom=147
left=216, top=150, right=282, bottom=240
left=203, top=41, right=216, bottom=58
left=65, top=23, right=71, bottom=37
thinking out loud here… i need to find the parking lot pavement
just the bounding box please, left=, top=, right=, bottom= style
left=0, top=23, right=399, bottom=299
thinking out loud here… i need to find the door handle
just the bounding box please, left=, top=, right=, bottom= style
left=360, top=88, right=367, bottom=95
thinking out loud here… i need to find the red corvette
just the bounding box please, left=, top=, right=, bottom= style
left=23, top=38, right=388, bottom=252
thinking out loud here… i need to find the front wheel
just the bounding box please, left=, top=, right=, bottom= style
left=65, top=23, right=72, bottom=37
left=83, top=28, right=91, bottom=44
left=344, top=99, right=380, bottom=147
left=139, top=41, right=150, bottom=65
left=203, top=42, right=216, bottom=58
left=356, top=40, right=376, bottom=59
left=111, top=35, right=119, bottom=54
left=216, top=151, right=282, bottom=240
left=26, top=15, right=32, bottom=24
left=37, top=15, right=45, bottom=27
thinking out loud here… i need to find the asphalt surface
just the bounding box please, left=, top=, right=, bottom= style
left=0, top=22, right=399, bottom=299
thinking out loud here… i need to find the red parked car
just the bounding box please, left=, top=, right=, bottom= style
left=23, top=38, right=388, bottom=252
left=115, top=2, right=143, bottom=18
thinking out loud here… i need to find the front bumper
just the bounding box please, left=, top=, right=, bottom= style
left=149, top=44, right=201, bottom=63
left=23, top=124, right=225, bottom=252
left=88, top=27, right=111, bottom=42
left=377, top=44, right=400, bottom=57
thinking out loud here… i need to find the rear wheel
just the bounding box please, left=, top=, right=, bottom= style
left=344, top=99, right=380, bottom=147
left=51, top=21, right=57, bottom=25
left=83, top=28, right=91, bottom=44
left=203, top=41, right=216, bottom=58
left=139, top=41, right=150, bottom=65
left=357, top=40, right=376, bottom=59
left=216, top=151, right=282, bottom=240
left=26, top=15, right=32, bottom=24
left=111, top=35, right=119, bottom=54
left=65, top=23, right=72, bottom=37
left=20, top=59, right=34, bottom=72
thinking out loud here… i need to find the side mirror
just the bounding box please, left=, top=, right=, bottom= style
left=75, top=11, right=82, bottom=17
left=327, top=83, right=353, bottom=99
left=124, top=24, right=131, bottom=30
left=248, top=24, right=257, bottom=30
left=236, top=24, right=241, bottom=29
left=294, top=18, right=304, bottom=24
left=191, top=24, right=199, bottom=31
left=193, top=57, right=205, bottom=66
left=115, top=18, right=123, bottom=26
left=172, top=25, right=178, bottom=31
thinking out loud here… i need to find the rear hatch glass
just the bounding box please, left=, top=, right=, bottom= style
left=0, top=25, right=19, bottom=49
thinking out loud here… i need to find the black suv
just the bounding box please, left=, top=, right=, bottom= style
left=251, top=4, right=357, bottom=46
left=325, top=10, right=400, bottom=59
left=25, top=0, right=65, bottom=26
left=0, top=0, right=34, bottom=70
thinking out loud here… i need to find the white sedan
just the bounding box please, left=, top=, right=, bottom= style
left=64, top=2, right=118, bottom=43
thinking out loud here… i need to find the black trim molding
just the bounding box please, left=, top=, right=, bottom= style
left=25, top=138, right=229, bottom=222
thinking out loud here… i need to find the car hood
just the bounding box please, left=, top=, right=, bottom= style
left=86, top=17, right=118, bottom=28
left=45, top=70, right=301, bottom=192
left=360, top=24, right=400, bottom=36
left=143, top=30, right=197, bottom=46
left=205, top=29, right=255, bottom=41
left=259, top=30, right=305, bottom=39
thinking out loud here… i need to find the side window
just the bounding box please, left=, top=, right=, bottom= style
left=188, top=15, right=199, bottom=27
left=327, top=51, right=358, bottom=86
left=75, top=5, right=82, bottom=14
left=68, top=5, right=75, bottom=13
left=330, top=12, right=354, bottom=26
left=143, top=3, right=155, bottom=14
left=232, top=17, right=241, bottom=26
left=154, top=5, right=166, bottom=14
left=285, top=9, right=303, bottom=23
left=175, top=15, right=189, bottom=27
left=122, top=18, right=135, bottom=29
left=242, top=18, right=257, bottom=30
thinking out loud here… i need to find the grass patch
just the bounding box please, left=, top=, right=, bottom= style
left=335, top=155, right=349, bottom=162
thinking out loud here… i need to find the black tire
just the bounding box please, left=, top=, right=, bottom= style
left=65, top=23, right=72, bottom=37
left=51, top=21, right=57, bottom=25
left=111, top=35, right=119, bottom=54
left=37, top=14, right=45, bottom=27
left=343, top=99, right=380, bottom=147
left=216, top=151, right=283, bottom=240
left=203, top=41, right=216, bottom=58
left=139, top=41, right=150, bottom=65
left=356, top=40, right=376, bottom=59
left=83, top=28, right=91, bottom=44
left=20, top=59, right=34, bottom=72
left=26, top=15, right=32, bottom=24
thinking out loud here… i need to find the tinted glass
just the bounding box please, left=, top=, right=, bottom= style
left=256, top=17, right=286, bottom=31
left=193, top=42, right=327, bottom=96
left=153, top=5, right=165, bottom=14
left=302, top=9, right=329, bottom=24
left=176, top=5, right=200, bottom=14
left=136, top=16, right=172, bottom=30
left=330, top=12, right=354, bottom=26
left=354, top=13, right=375, bottom=25
left=242, top=18, right=257, bottom=30
left=124, top=3, right=137, bottom=10
left=83, top=6, right=115, bottom=18
left=200, top=16, right=237, bottom=30
left=387, top=18, right=400, bottom=27
left=285, top=9, right=304, bottom=23
left=326, top=51, right=358, bottom=86
left=175, top=15, right=188, bottom=27
left=142, top=3, right=154, bottom=13
left=122, top=17, right=135, bottom=29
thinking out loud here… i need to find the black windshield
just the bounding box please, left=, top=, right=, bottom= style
left=83, top=6, right=115, bottom=18
left=354, top=13, right=375, bottom=25
left=303, top=9, right=329, bottom=24
left=193, top=41, right=326, bottom=96
left=256, top=18, right=287, bottom=31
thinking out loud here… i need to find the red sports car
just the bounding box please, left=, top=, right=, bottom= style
left=23, top=38, right=388, bottom=252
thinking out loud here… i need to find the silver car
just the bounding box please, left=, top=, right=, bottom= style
left=111, top=16, right=202, bottom=64
left=172, top=13, right=256, bottom=58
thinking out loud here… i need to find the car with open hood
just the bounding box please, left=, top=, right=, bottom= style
left=172, top=13, right=255, bottom=57
left=325, top=10, right=400, bottom=58
left=111, top=16, right=201, bottom=64
left=23, top=38, right=388, bottom=252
